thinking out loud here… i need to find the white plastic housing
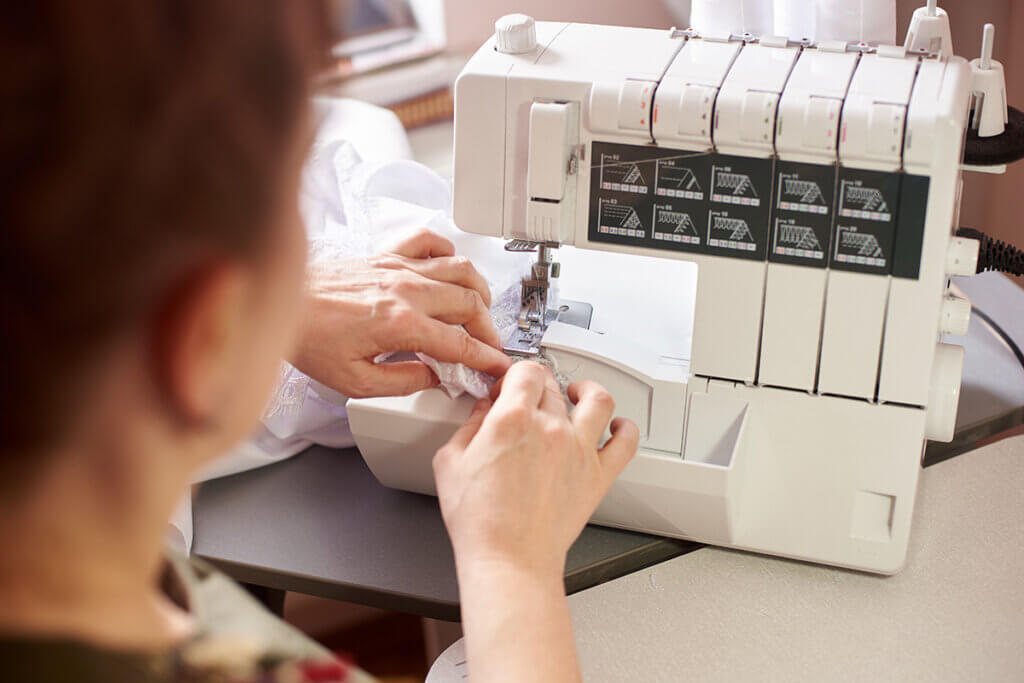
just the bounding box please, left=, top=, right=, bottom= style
left=760, top=47, right=858, bottom=392
left=653, top=39, right=742, bottom=150
left=968, top=23, right=1008, bottom=138
left=354, top=20, right=977, bottom=574
left=970, top=58, right=1008, bottom=137
left=904, top=5, right=953, bottom=57
left=838, top=52, right=919, bottom=171
left=713, top=43, right=799, bottom=157
left=774, top=48, right=858, bottom=160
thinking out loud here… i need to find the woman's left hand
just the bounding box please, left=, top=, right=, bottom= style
left=291, top=229, right=512, bottom=398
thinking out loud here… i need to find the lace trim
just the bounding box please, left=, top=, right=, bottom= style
left=264, top=363, right=311, bottom=420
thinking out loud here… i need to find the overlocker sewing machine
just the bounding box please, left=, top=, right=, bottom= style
left=349, top=3, right=1021, bottom=573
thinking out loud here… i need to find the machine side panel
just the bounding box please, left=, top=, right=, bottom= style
left=760, top=160, right=839, bottom=390
left=759, top=47, right=857, bottom=391
left=817, top=50, right=919, bottom=400
left=817, top=271, right=889, bottom=399
left=452, top=68, right=508, bottom=237
left=879, top=59, right=970, bottom=406
left=759, top=264, right=825, bottom=390
left=690, top=258, right=767, bottom=383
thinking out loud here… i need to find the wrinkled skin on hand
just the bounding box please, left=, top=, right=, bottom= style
left=292, top=229, right=512, bottom=398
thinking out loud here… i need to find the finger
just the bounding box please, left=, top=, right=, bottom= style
left=538, top=372, right=567, bottom=417
left=597, top=417, right=640, bottom=489
left=401, top=318, right=513, bottom=378
left=444, top=398, right=492, bottom=452
left=400, top=255, right=492, bottom=308
left=388, top=229, right=455, bottom=259
left=354, top=361, right=440, bottom=397
left=488, top=372, right=507, bottom=400
left=485, top=357, right=539, bottom=399
left=567, top=381, right=617, bottom=448
left=397, top=279, right=500, bottom=350
left=491, top=360, right=550, bottom=411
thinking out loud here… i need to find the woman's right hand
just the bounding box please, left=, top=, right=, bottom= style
left=433, top=361, right=639, bottom=577
left=433, top=361, right=639, bottom=683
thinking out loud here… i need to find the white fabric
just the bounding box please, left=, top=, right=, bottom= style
left=690, top=0, right=896, bottom=44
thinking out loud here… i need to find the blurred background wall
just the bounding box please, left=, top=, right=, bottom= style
left=442, top=0, right=1023, bottom=265
left=443, top=1, right=678, bottom=53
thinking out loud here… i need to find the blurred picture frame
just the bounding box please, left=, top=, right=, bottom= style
left=327, top=0, right=446, bottom=79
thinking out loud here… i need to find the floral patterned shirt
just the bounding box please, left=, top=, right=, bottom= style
left=1, top=553, right=378, bottom=683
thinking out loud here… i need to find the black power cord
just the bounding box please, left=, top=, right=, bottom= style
left=952, top=227, right=1024, bottom=373
left=971, top=305, right=1024, bottom=375
left=955, top=226, right=1024, bottom=277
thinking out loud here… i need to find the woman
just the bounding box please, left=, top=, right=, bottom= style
left=0, top=2, right=639, bottom=681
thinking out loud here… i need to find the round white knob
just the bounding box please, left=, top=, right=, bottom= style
left=939, top=295, right=972, bottom=336
left=495, top=14, right=537, bottom=54
left=925, top=343, right=964, bottom=443
left=946, top=236, right=979, bottom=277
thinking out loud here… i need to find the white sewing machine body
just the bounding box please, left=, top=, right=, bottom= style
left=350, top=20, right=979, bottom=574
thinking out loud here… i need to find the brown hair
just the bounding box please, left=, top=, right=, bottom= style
left=0, top=1, right=330, bottom=455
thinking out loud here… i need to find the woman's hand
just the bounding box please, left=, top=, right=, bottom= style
left=433, top=361, right=639, bottom=683
left=434, top=361, right=639, bottom=574
left=291, top=229, right=512, bottom=398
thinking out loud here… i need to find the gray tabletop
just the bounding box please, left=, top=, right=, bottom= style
left=430, top=434, right=1024, bottom=682
left=193, top=446, right=697, bottom=621
left=193, top=273, right=1024, bottom=622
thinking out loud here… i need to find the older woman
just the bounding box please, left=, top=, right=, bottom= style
left=0, top=2, right=639, bottom=682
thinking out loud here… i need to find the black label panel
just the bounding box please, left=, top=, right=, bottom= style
left=590, top=143, right=656, bottom=248
left=651, top=153, right=712, bottom=251
left=770, top=161, right=837, bottom=268
left=707, top=155, right=773, bottom=260
left=892, top=174, right=930, bottom=280
left=831, top=168, right=902, bottom=275
left=589, top=142, right=712, bottom=254
left=587, top=141, right=930, bottom=279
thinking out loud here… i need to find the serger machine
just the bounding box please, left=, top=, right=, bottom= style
left=350, top=6, right=1011, bottom=573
